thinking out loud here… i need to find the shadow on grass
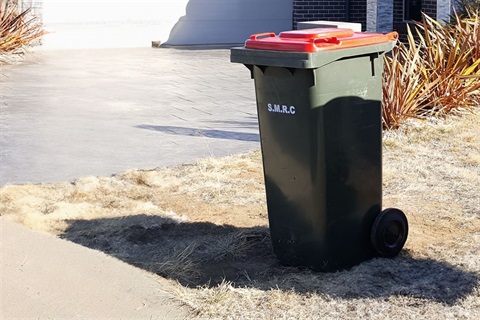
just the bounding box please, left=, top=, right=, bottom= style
left=60, top=215, right=478, bottom=305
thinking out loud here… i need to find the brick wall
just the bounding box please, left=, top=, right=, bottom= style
left=393, top=0, right=404, bottom=25
left=293, top=0, right=367, bottom=30
left=393, top=0, right=439, bottom=24
left=349, top=0, right=367, bottom=31
left=292, top=1, right=444, bottom=32
left=423, top=0, right=438, bottom=19
left=293, top=1, right=347, bottom=29
left=393, top=0, right=440, bottom=42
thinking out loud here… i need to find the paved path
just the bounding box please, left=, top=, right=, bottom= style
left=0, top=48, right=258, bottom=186
left=0, top=217, right=187, bottom=319
left=0, top=48, right=258, bottom=318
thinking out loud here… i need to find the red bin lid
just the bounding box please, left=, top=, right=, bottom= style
left=245, top=28, right=398, bottom=53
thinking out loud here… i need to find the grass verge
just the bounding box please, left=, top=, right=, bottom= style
left=1, top=111, right=479, bottom=319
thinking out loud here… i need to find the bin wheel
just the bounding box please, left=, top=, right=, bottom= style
left=371, top=208, right=408, bottom=258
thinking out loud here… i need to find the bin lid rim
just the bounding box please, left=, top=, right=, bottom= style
left=245, top=30, right=398, bottom=53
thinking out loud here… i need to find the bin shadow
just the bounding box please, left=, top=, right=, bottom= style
left=60, top=215, right=478, bottom=305
left=135, top=124, right=260, bottom=142
left=206, top=118, right=259, bottom=129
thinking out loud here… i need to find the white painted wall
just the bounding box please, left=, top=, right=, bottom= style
left=34, top=0, right=292, bottom=49
left=165, top=0, right=293, bottom=45
left=39, top=0, right=188, bottom=49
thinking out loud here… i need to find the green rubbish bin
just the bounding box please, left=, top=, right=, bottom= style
left=231, top=28, right=408, bottom=272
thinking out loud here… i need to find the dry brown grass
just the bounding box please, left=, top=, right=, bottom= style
left=1, top=111, right=479, bottom=319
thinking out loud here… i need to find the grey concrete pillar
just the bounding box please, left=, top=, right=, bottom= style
left=367, top=0, right=394, bottom=33
left=437, top=0, right=452, bottom=23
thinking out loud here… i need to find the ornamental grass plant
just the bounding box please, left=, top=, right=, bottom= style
left=454, top=0, right=480, bottom=17
left=382, top=8, right=480, bottom=128
left=0, top=0, right=45, bottom=64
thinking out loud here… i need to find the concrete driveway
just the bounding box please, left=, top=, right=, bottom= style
left=0, top=47, right=259, bottom=186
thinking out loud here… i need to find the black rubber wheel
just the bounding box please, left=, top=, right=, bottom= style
left=371, top=208, right=408, bottom=258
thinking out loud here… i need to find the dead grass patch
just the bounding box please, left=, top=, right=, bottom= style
left=1, top=111, right=479, bottom=319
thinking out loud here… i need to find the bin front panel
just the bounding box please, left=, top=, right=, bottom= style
left=254, top=65, right=328, bottom=265
left=253, top=52, right=384, bottom=271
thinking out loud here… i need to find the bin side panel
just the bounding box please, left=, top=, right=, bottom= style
left=318, top=54, right=383, bottom=268
left=314, top=54, right=384, bottom=270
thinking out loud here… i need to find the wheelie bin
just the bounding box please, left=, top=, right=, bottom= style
left=231, top=28, right=408, bottom=272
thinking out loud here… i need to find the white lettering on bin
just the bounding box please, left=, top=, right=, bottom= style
left=267, top=103, right=296, bottom=115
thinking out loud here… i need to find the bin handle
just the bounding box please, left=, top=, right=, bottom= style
left=312, top=37, right=341, bottom=47
left=250, top=32, right=276, bottom=40
left=387, top=32, right=399, bottom=41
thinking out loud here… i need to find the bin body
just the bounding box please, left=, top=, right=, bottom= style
left=231, top=31, right=395, bottom=271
